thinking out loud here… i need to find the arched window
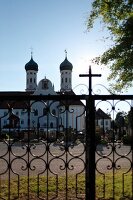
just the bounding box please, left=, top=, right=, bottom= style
left=21, top=120, right=24, bottom=125
left=34, top=109, right=38, bottom=116
left=43, top=108, right=48, bottom=116
left=44, top=123, right=47, bottom=128
left=50, top=122, right=53, bottom=128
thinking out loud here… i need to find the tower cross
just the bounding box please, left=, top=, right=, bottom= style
left=64, top=49, right=67, bottom=58
left=79, top=65, right=101, bottom=95
left=30, top=47, right=33, bottom=58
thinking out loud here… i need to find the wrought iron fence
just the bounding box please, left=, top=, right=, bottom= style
left=0, top=94, right=133, bottom=199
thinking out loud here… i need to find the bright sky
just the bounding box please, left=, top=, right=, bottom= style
left=0, top=0, right=132, bottom=95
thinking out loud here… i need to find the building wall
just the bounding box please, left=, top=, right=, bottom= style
left=97, top=119, right=111, bottom=131
left=0, top=80, right=85, bottom=132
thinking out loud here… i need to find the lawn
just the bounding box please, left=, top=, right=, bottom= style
left=0, top=171, right=132, bottom=199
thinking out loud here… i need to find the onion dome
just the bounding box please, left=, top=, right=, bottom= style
left=60, top=57, right=73, bottom=71
left=25, top=56, right=38, bottom=71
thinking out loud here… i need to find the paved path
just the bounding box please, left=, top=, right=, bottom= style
left=0, top=141, right=132, bottom=178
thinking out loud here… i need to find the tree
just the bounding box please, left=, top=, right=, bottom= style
left=127, top=108, right=133, bottom=128
left=115, top=112, right=126, bottom=139
left=87, top=0, right=133, bottom=91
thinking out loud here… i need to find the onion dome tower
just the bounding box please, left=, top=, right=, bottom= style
left=60, top=51, right=73, bottom=92
left=25, top=52, right=38, bottom=91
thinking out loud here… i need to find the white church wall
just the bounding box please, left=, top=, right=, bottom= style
left=58, top=105, right=85, bottom=132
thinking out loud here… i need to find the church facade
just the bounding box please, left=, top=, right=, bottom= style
left=0, top=54, right=85, bottom=133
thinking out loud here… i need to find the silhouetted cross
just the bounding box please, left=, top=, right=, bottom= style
left=79, top=65, right=101, bottom=95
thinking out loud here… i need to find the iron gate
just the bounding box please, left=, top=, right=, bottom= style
left=0, top=93, right=133, bottom=199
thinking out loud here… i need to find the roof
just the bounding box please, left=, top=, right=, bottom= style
left=60, top=57, right=73, bottom=71
left=58, top=90, right=84, bottom=106
left=0, top=91, right=33, bottom=109
left=25, top=57, right=38, bottom=71
left=0, top=91, right=33, bottom=96
left=0, top=91, right=84, bottom=109
left=96, top=108, right=111, bottom=119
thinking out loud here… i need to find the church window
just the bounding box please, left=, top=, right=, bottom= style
left=43, top=108, right=48, bottom=116
left=105, top=120, right=108, bottom=125
left=65, top=78, right=67, bottom=82
left=30, top=78, right=32, bottom=83
left=21, top=120, right=24, bottom=125
left=50, top=122, right=53, bottom=128
left=42, top=80, right=48, bottom=89
left=34, top=109, right=38, bottom=116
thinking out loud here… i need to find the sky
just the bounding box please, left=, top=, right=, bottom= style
left=0, top=0, right=132, bottom=96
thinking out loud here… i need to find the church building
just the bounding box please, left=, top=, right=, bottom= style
left=0, top=53, right=85, bottom=133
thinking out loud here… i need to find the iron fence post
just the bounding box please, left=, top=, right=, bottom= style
left=86, top=95, right=96, bottom=200
left=130, top=106, right=133, bottom=197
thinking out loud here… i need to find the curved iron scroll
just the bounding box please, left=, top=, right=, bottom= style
left=0, top=98, right=86, bottom=200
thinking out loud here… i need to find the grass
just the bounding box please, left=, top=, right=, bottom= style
left=96, top=170, right=132, bottom=200
left=0, top=171, right=132, bottom=199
